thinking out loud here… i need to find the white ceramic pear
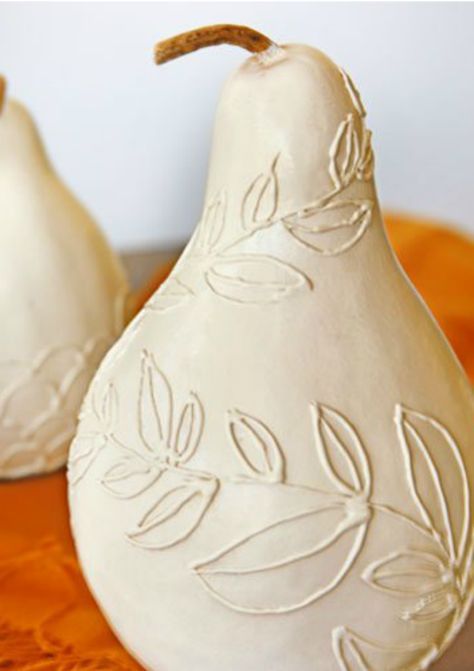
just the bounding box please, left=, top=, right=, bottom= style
left=69, top=26, right=474, bottom=671
left=0, top=78, right=129, bottom=479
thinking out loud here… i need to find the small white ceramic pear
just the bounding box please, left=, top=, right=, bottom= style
left=0, top=77, right=129, bottom=479
left=69, top=26, right=474, bottom=671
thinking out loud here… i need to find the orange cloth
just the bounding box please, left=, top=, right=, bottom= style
left=0, top=213, right=473, bottom=669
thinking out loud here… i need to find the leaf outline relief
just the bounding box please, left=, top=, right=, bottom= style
left=72, top=349, right=219, bottom=551
left=205, top=253, right=312, bottom=305
left=162, top=67, right=375, bottom=306
left=71, top=345, right=474, bottom=670
left=191, top=402, right=372, bottom=614
left=336, top=404, right=473, bottom=671
left=1, top=335, right=117, bottom=478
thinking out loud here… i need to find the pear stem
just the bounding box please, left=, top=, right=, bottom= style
left=155, top=24, right=275, bottom=65
left=0, top=76, right=6, bottom=115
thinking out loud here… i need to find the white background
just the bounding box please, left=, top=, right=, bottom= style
left=1, top=2, right=473, bottom=250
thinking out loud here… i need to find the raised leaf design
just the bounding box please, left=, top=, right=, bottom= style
left=227, top=410, right=284, bottom=483
left=101, top=454, right=163, bottom=498
left=311, top=404, right=371, bottom=498
left=339, top=68, right=366, bottom=118
left=192, top=503, right=368, bottom=614
left=205, top=254, right=311, bottom=304
left=2, top=379, right=58, bottom=430
left=332, top=626, right=432, bottom=671
left=68, top=383, right=118, bottom=486
left=174, top=393, right=204, bottom=464
left=329, top=114, right=360, bottom=190
left=333, top=626, right=370, bottom=671
left=284, top=200, right=373, bottom=256
left=37, top=346, right=84, bottom=390
left=362, top=550, right=447, bottom=596
left=127, top=471, right=218, bottom=550
left=97, top=382, right=118, bottom=429
left=138, top=351, right=173, bottom=457
left=241, top=154, right=279, bottom=232
left=395, top=405, right=470, bottom=565
left=195, top=190, right=227, bottom=253
left=146, top=278, right=193, bottom=313
left=401, top=589, right=459, bottom=623
left=356, top=129, right=374, bottom=181
left=68, top=433, right=106, bottom=485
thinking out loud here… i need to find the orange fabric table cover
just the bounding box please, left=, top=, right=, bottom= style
left=1, top=213, right=474, bottom=669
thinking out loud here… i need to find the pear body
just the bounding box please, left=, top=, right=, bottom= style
left=69, top=45, right=474, bottom=670
left=0, top=99, right=129, bottom=478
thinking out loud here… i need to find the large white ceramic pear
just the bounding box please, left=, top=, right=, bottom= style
left=0, top=78, right=129, bottom=479
left=69, top=26, right=474, bottom=671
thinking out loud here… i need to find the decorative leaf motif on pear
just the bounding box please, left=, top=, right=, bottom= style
left=228, top=409, right=285, bottom=483
left=311, top=403, right=371, bottom=498
left=332, top=626, right=435, bottom=671
left=336, top=405, right=473, bottom=671
left=284, top=199, right=373, bottom=256
left=127, top=471, right=219, bottom=550
left=69, top=380, right=119, bottom=485
left=395, top=405, right=470, bottom=566
left=241, top=153, right=279, bottom=233
left=163, top=86, right=375, bottom=305
left=360, top=405, right=471, bottom=625
left=72, top=349, right=474, bottom=664
left=73, top=349, right=219, bottom=550
left=193, top=190, right=228, bottom=254
left=329, top=113, right=361, bottom=190
left=0, top=336, right=114, bottom=479
left=339, top=68, right=367, bottom=118
left=145, top=277, right=194, bottom=314
left=205, top=254, right=312, bottom=304
left=192, top=403, right=372, bottom=614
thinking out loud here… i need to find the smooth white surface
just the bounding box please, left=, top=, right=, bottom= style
left=0, top=2, right=473, bottom=249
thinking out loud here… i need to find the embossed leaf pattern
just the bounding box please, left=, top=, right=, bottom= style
left=329, top=114, right=360, bottom=190
left=174, top=393, right=204, bottom=464
left=68, top=433, right=107, bottom=486
left=195, top=190, right=227, bottom=253
left=362, top=550, right=448, bottom=596
left=193, top=503, right=368, bottom=614
left=395, top=405, right=470, bottom=565
left=401, top=589, right=459, bottom=624
left=332, top=626, right=371, bottom=671
left=101, top=454, right=163, bottom=498
left=97, top=354, right=214, bottom=547
left=228, top=410, right=284, bottom=483
left=332, top=626, right=432, bottom=671
left=98, top=382, right=118, bottom=432
left=68, top=382, right=118, bottom=486
left=357, top=130, right=374, bottom=181
left=146, top=278, right=193, bottom=313
left=340, top=68, right=366, bottom=118
left=127, top=472, right=218, bottom=550
left=241, top=155, right=279, bottom=232
left=311, top=404, right=371, bottom=498
left=284, top=200, right=373, bottom=256
left=0, top=416, right=75, bottom=478
left=138, top=351, right=173, bottom=456
left=205, top=254, right=311, bottom=304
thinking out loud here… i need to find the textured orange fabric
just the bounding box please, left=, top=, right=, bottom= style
left=0, top=213, right=473, bottom=668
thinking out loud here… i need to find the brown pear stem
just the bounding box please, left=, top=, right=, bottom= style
left=155, top=24, right=275, bottom=65
left=0, top=76, right=6, bottom=114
